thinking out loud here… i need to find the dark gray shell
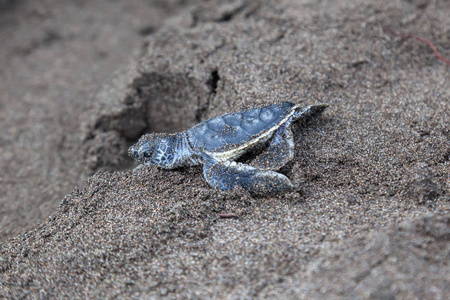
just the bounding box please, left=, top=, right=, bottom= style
left=187, top=102, right=295, bottom=152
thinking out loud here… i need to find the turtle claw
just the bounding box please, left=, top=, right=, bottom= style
left=203, top=157, right=293, bottom=195
left=251, top=124, right=294, bottom=170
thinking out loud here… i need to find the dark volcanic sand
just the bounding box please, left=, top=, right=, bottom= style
left=1, top=0, right=449, bottom=298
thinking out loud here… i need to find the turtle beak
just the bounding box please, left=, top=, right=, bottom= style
left=129, top=144, right=140, bottom=159
left=129, top=143, right=152, bottom=161
left=128, top=144, right=139, bottom=160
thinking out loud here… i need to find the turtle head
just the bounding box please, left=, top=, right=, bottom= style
left=129, top=133, right=179, bottom=169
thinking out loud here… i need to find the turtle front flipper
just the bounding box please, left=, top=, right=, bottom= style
left=202, top=157, right=293, bottom=195
left=251, top=124, right=294, bottom=170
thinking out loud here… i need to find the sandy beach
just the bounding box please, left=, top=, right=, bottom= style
left=1, top=0, right=449, bottom=298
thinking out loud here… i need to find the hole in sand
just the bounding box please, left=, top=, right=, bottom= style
left=83, top=72, right=210, bottom=173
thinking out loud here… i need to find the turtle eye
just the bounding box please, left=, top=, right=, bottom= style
left=143, top=152, right=151, bottom=158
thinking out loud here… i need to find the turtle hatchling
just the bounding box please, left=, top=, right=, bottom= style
left=129, top=101, right=328, bottom=195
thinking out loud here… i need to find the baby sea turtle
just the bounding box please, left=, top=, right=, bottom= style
left=129, top=102, right=328, bottom=195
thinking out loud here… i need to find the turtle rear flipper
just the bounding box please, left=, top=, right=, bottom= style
left=251, top=124, right=294, bottom=170
left=293, top=104, right=329, bottom=120
left=203, top=157, right=293, bottom=195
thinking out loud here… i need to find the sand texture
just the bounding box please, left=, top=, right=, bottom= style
left=1, top=0, right=449, bottom=298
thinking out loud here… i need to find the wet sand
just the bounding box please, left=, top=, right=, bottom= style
left=1, top=0, right=449, bottom=298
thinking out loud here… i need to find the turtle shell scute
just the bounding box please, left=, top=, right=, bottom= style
left=188, top=102, right=295, bottom=152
